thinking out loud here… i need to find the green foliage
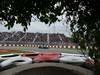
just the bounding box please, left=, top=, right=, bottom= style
left=95, top=66, right=100, bottom=75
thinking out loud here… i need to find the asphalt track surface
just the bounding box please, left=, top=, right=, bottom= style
left=0, top=47, right=87, bottom=54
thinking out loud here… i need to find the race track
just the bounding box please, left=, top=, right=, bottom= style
left=0, top=47, right=87, bottom=54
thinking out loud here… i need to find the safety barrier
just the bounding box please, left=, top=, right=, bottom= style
left=0, top=44, right=80, bottom=49
left=0, top=63, right=94, bottom=75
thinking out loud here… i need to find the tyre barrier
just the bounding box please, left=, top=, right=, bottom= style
left=0, top=63, right=94, bottom=75
left=61, top=53, right=87, bottom=57
left=60, top=53, right=86, bottom=64
left=0, top=54, right=20, bottom=61
left=0, top=57, right=32, bottom=67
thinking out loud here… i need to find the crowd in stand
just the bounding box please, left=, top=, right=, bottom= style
left=0, top=32, right=70, bottom=45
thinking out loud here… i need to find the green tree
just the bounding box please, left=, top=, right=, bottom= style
left=0, top=0, right=100, bottom=58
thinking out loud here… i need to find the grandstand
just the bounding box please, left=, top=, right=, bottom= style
left=0, top=32, right=79, bottom=48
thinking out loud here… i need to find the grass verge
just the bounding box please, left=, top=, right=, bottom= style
left=0, top=49, right=32, bottom=55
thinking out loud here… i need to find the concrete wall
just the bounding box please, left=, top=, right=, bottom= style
left=0, top=63, right=94, bottom=75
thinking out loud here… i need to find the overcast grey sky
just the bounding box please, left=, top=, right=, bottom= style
left=0, top=20, right=72, bottom=37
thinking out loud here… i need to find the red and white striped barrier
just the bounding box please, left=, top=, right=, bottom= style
left=0, top=44, right=81, bottom=49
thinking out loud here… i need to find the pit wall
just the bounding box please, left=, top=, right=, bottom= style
left=0, top=44, right=81, bottom=49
